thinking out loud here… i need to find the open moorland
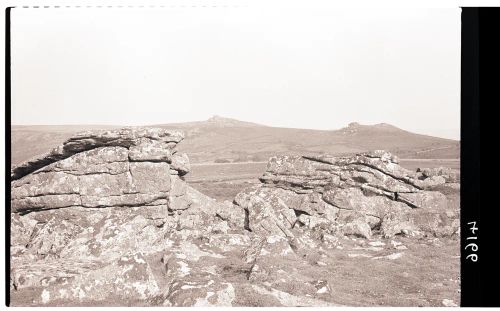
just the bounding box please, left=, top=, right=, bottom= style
left=10, top=118, right=460, bottom=307
left=12, top=116, right=459, bottom=166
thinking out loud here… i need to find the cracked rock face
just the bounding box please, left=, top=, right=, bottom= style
left=10, top=127, right=246, bottom=306
left=234, top=150, right=458, bottom=239
left=11, top=128, right=190, bottom=213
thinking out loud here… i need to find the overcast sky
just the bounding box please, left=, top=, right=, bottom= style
left=11, top=6, right=460, bottom=139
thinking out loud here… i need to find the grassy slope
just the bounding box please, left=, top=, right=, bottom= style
left=10, top=117, right=459, bottom=166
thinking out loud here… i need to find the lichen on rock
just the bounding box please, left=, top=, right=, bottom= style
left=9, top=129, right=459, bottom=307
left=234, top=150, right=458, bottom=240
left=10, top=127, right=246, bottom=306
left=11, top=127, right=190, bottom=213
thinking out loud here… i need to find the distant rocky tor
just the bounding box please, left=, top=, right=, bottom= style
left=10, top=127, right=459, bottom=306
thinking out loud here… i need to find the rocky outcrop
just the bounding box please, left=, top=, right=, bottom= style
left=415, top=166, right=461, bottom=191
left=11, top=128, right=185, bottom=180
left=10, top=132, right=459, bottom=307
left=11, top=128, right=191, bottom=213
left=11, top=128, right=340, bottom=307
left=416, top=166, right=460, bottom=184
left=234, top=150, right=459, bottom=240
left=10, top=128, right=245, bottom=306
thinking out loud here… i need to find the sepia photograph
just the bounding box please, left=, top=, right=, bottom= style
left=5, top=1, right=470, bottom=307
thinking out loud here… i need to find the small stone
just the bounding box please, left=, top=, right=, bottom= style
left=342, top=220, right=372, bottom=239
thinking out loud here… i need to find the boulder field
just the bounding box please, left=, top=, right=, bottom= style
left=10, top=127, right=460, bottom=306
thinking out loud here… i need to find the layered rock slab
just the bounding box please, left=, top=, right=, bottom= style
left=234, top=150, right=459, bottom=239
left=11, top=128, right=190, bottom=213
left=11, top=127, right=185, bottom=180
left=10, top=127, right=251, bottom=306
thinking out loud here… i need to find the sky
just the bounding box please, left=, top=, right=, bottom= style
left=11, top=5, right=460, bottom=139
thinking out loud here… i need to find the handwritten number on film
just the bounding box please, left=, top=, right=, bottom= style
left=466, top=221, right=478, bottom=262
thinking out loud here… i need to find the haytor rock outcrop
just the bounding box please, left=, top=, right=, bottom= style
left=234, top=150, right=459, bottom=240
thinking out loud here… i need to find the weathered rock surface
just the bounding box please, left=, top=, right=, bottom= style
left=11, top=128, right=185, bottom=180
left=416, top=166, right=460, bottom=184
left=10, top=128, right=240, bottom=305
left=10, top=128, right=342, bottom=307
left=234, top=150, right=459, bottom=240
left=11, top=128, right=189, bottom=213
left=10, top=131, right=459, bottom=307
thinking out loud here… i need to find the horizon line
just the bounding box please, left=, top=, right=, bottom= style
left=10, top=117, right=460, bottom=141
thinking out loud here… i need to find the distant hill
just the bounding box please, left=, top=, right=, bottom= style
left=10, top=117, right=459, bottom=166
left=158, top=115, right=265, bottom=128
